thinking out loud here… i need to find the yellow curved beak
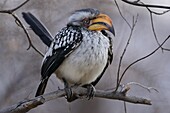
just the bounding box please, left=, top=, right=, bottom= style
left=88, top=13, right=115, bottom=36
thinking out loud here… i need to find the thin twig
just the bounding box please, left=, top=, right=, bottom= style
left=145, top=7, right=170, bottom=52
left=0, top=0, right=44, bottom=57
left=147, top=9, right=170, bottom=15
left=123, top=0, right=170, bottom=52
left=124, top=102, right=127, bottom=113
left=118, top=35, right=170, bottom=84
left=11, top=13, right=44, bottom=56
left=122, top=0, right=170, bottom=9
left=148, top=10, right=163, bottom=51
left=162, top=48, right=170, bottom=51
left=119, top=0, right=170, bottom=84
left=139, top=1, right=169, bottom=52
left=146, top=7, right=170, bottom=52
left=0, top=86, right=152, bottom=113
left=116, top=15, right=138, bottom=90
left=126, top=82, right=159, bottom=93
left=114, top=0, right=132, bottom=29
left=0, top=0, right=30, bottom=13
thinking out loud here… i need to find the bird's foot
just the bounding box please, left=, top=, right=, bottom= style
left=62, top=78, right=73, bottom=102
left=64, top=86, right=73, bottom=102
left=83, top=84, right=96, bottom=100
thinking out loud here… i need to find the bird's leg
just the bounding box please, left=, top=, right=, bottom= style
left=83, top=84, right=96, bottom=100
left=62, top=78, right=72, bottom=102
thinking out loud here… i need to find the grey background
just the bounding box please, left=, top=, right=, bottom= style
left=0, top=0, right=170, bottom=113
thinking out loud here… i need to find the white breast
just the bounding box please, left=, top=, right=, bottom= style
left=55, top=30, right=110, bottom=85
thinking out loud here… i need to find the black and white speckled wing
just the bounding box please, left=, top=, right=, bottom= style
left=41, top=26, right=83, bottom=80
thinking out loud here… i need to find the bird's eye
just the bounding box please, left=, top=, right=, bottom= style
left=83, top=19, right=90, bottom=26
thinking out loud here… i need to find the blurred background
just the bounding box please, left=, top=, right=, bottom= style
left=0, top=0, right=170, bottom=113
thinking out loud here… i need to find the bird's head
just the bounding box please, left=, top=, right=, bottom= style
left=67, top=8, right=115, bottom=36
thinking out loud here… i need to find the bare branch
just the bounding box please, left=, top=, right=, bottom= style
left=118, top=0, right=170, bottom=83
left=162, top=48, right=170, bottom=51
left=122, top=0, right=170, bottom=52
left=146, top=9, right=164, bottom=52
left=114, top=0, right=132, bottom=28
left=119, top=35, right=170, bottom=83
left=146, top=9, right=170, bottom=51
left=0, top=0, right=44, bottom=57
left=147, top=8, right=170, bottom=15
left=0, top=0, right=30, bottom=13
left=126, top=82, right=159, bottom=93
left=0, top=86, right=151, bottom=113
left=123, top=102, right=127, bottom=113
left=122, top=0, right=170, bottom=9
left=116, top=14, right=138, bottom=90
left=12, top=13, right=44, bottom=56
left=139, top=1, right=170, bottom=52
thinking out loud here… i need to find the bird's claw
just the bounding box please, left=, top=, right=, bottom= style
left=63, top=78, right=73, bottom=102
left=86, top=84, right=96, bottom=100
left=64, top=87, right=72, bottom=101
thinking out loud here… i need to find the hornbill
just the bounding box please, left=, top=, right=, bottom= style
left=22, top=8, right=115, bottom=102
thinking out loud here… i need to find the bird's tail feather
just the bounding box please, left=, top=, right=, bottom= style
left=35, top=79, right=48, bottom=97
left=22, top=12, right=53, bottom=47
